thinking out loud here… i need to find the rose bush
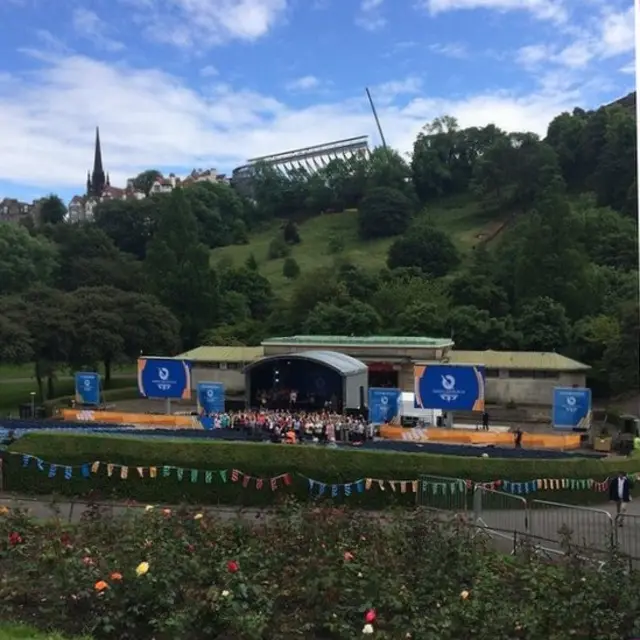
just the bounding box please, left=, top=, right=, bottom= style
left=1, top=501, right=639, bottom=639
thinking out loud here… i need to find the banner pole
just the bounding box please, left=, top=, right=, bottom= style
left=165, top=398, right=171, bottom=415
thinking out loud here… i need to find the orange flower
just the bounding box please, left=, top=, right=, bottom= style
left=94, top=580, right=109, bottom=592
left=110, top=572, right=123, bottom=581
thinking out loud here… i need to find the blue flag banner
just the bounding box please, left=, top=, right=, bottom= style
left=137, top=358, right=192, bottom=400
left=552, top=387, right=592, bottom=430
left=75, top=372, right=101, bottom=405
left=414, top=365, right=486, bottom=411
left=368, top=388, right=401, bottom=424
left=197, top=382, right=225, bottom=414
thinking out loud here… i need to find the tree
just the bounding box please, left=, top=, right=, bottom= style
left=303, top=300, right=381, bottom=335
left=94, top=198, right=161, bottom=259
left=0, top=286, right=75, bottom=399
left=48, top=222, right=143, bottom=291
left=515, top=296, right=570, bottom=352
left=38, top=195, right=67, bottom=225
left=245, top=254, right=259, bottom=271
left=219, top=266, right=274, bottom=320
left=0, top=223, right=58, bottom=296
left=446, top=305, right=521, bottom=350
left=448, top=273, right=510, bottom=316
left=602, top=302, right=640, bottom=394
left=387, top=225, right=459, bottom=277
left=132, top=169, right=162, bottom=196
left=145, top=188, right=220, bottom=348
left=358, top=187, right=413, bottom=240
left=267, top=235, right=291, bottom=260
left=282, top=257, right=300, bottom=279
left=0, top=314, right=33, bottom=364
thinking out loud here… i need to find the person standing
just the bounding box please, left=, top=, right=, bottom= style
left=609, top=471, right=632, bottom=527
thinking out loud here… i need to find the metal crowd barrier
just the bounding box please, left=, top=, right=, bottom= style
left=417, top=474, right=468, bottom=512
left=473, top=486, right=528, bottom=546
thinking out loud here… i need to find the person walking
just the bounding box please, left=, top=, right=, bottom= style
left=609, top=471, right=632, bottom=527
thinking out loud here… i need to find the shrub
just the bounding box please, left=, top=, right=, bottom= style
left=283, top=219, right=301, bottom=244
left=0, top=506, right=639, bottom=639
left=282, top=257, right=300, bottom=279
left=326, top=233, right=345, bottom=254
left=266, top=235, right=290, bottom=260
left=5, top=433, right=640, bottom=508
left=387, top=224, right=460, bottom=276
left=357, top=187, right=413, bottom=240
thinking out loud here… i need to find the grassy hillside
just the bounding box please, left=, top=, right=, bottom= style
left=212, top=195, right=507, bottom=296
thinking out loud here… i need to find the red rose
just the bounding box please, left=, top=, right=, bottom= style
left=8, top=532, right=22, bottom=546
left=227, top=560, right=239, bottom=573
left=187, top=544, right=195, bottom=553
left=365, top=609, right=376, bottom=623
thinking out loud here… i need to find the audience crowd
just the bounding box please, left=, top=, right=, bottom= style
left=200, top=409, right=375, bottom=443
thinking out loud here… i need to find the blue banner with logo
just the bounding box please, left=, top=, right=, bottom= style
left=414, top=365, right=485, bottom=411
left=137, top=358, right=192, bottom=399
left=552, top=387, right=592, bottom=430
left=74, top=372, right=100, bottom=405
left=197, top=382, right=225, bottom=414
left=368, top=388, right=401, bottom=424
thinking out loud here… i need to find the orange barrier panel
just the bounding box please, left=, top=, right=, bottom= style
left=61, top=409, right=196, bottom=428
left=379, top=425, right=581, bottom=450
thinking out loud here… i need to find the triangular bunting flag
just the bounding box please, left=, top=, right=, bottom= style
left=190, top=469, right=198, bottom=483
left=64, top=466, right=72, bottom=480
left=48, top=464, right=57, bottom=479
left=81, top=464, right=90, bottom=479
left=91, top=462, right=100, bottom=474
left=331, top=485, right=338, bottom=497
left=219, top=470, right=228, bottom=483
left=231, top=469, right=239, bottom=483
left=162, top=466, right=171, bottom=478
left=107, top=464, right=114, bottom=477
left=137, top=467, right=145, bottom=478
left=242, top=475, right=250, bottom=488
left=176, top=468, right=184, bottom=481
left=120, top=466, right=128, bottom=480
left=270, top=477, right=277, bottom=491
left=344, top=484, right=352, bottom=496
left=205, top=471, right=213, bottom=484
left=256, top=478, right=263, bottom=490
left=365, top=478, right=372, bottom=490
left=149, top=467, right=157, bottom=478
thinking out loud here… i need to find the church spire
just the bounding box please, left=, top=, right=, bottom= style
left=87, top=126, right=106, bottom=197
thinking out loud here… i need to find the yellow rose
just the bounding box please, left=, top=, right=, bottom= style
left=0, top=506, right=9, bottom=516
left=194, top=513, right=204, bottom=520
left=136, top=561, right=150, bottom=577
left=460, top=590, right=470, bottom=600
left=144, top=505, right=154, bottom=512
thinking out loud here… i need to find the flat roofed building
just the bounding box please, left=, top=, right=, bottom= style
left=174, top=346, right=264, bottom=394
left=446, top=350, right=590, bottom=405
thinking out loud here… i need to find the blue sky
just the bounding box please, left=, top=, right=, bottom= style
left=0, top=0, right=635, bottom=203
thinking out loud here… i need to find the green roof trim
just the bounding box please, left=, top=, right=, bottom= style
left=262, top=335, right=453, bottom=348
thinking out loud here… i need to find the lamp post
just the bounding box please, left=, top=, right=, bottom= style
left=29, top=391, right=36, bottom=419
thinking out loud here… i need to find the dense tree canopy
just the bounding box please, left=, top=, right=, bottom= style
left=0, top=93, right=637, bottom=400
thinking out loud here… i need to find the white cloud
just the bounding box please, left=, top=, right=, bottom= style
left=356, top=0, right=386, bottom=31
left=599, top=6, right=634, bottom=57
left=200, top=65, right=218, bottom=77
left=428, top=42, right=468, bottom=59
left=514, top=5, right=636, bottom=80
left=125, top=0, right=288, bottom=48
left=418, top=0, right=568, bottom=23
left=0, top=53, right=606, bottom=193
left=285, top=75, right=321, bottom=91
left=619, top=60, right=635, bottom=75
left=72, top=8, right=125, bottom=52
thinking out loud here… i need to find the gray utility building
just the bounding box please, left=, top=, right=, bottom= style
left=243, top=350, right=368, bottom=412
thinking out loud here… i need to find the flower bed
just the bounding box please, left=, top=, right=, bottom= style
left=5, top=432, right=639, bottom=508
left=1, top=502, right=639, bottom=639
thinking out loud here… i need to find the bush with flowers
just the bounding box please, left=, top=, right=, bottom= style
left=1, top=500, right=639, bottom=639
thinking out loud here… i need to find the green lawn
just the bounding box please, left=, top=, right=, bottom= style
left=0, top=364, right=137, bottom=413
left=0, top=624, right=89, bottom=640
left=212, top=195, right=507, bottom=296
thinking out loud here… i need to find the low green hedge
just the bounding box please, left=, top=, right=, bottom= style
left=4, top=432, right=639, bottom=509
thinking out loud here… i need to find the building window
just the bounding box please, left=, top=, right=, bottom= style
left=226, top=362, right=240, bottom=370
left=485, top=368, right=500, bottom=378
left=532, top=370, right=560, bottom=379
left=507, top=369, right=535, bottom=378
